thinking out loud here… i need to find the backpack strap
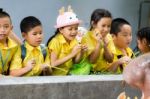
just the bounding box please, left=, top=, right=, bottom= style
left=21, top=44, right=26, bottom=61
left=40, top=44, right=47, bottom=60
left=21, top=43, right=47, bottom=61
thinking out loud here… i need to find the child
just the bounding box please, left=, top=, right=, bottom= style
left=10, top=16, right=50, bottom=76
left=47, top=6, right=87, bottom=75
left=81, top=9, right=115, bottom=74
left=123, top=53, right=150, bottom=99
left=137, top=27, right=150, bottom=54
left=0, top=9, right=18, bottom=76
left=108, top=18, right=134, bottom=73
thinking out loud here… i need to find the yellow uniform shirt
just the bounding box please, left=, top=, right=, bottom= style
left=82, top=31, right=116, bottom=72
left=10, top=41, right=50, bottom=76
left=111, top=47, right=134, bottom=73
left=0, top=38, right=18, bottom=74
left=48, top=33, right=78, bottom=75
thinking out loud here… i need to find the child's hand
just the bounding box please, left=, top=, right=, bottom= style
left=103, top=36, right=109, bottom=47
left=81, top=44, right=88, bottom=52
left=93, top=29, right=102, bottom=43
left=118, top=56, right=132, bottom=65
left=25, top=59, right=36, bottom=71
left=71, top=44, right=82, bottom=56
left=41, top=64, right=52, bottom=75
left=0, top=74, right=3, bottom=77
left=40, top=63, right=49, bottom=70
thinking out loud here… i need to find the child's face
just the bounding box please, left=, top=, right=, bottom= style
left=113, top=24, right=132, bottom=49
left=0, top=17, right=12, bottom=42
left=23, top=26, right=43, bottom=47
left=137, top=38, right=149, bottom=54
left=95, top=17, right=112, bottom=37
left=60, top=24, right=78, bottom=42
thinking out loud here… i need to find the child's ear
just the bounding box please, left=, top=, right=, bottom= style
left=11, top=25, right=13, bottom=30
left=59, top=28, right=63, bottom=34
left=91, top=21, right=96, bottom=29
left=142, top=38, right=148, bottom=46
left=111, top=34, right=116, bottom=40
left=21, top=32, right=26, bottom=38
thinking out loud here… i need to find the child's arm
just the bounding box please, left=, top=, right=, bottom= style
left=103, top=36, right=114, bottom=63
left=108, top=56, right=132, bottom=72
left=89, top=32, right=102, bottom=63
left=89, top=41, right=102, bottom=63
left=10, top=59, right=35, bottom=76
left=73, top=44, right=88, bottom=63
left=50, top=44, right=81, bottom=67
left=9, top=31, right=22, bottom=45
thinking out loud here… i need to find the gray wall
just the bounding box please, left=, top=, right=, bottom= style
left=0, top=75, right=141, bottom=99
left=0, top=0, right=145, bottom=48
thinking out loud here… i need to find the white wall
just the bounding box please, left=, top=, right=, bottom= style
left=0, top=0, right=145, bottom=48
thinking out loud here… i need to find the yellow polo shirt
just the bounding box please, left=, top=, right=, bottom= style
left=0, top=38, right=18, bottom=74
left=82, top=31, right=116, bottom=72
left=48, top=33, right=78, bottom=75
left=10, top=41, right=50, bottom=76
left=111, top=47, right=134, bottom=73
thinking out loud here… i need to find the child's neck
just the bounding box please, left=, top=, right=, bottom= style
left=64, top=38, right=71, bottom=44
left=116, top=46, right=127, bottom=56
left=0, top=39, right=8, bottom=47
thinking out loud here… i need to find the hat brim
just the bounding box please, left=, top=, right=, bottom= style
left=54, top=20, right=82, bottom=28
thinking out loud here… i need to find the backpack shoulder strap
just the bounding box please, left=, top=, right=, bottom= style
left=21, top=43, right=47, bottom=61
left=40, top=44, right=47, bottom=60
left=21, top=43, right=26, bottom=61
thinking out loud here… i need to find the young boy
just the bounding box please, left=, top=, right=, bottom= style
left=0, top=9, right=18, bottom=76
left=123, top=53, right=150, bottom=99
left=10, top=16, right=50, bottom=76
left=108, top=18, right=134, bottom=73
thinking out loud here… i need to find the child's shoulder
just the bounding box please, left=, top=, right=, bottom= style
left=82, top=31, right=92, bottom=39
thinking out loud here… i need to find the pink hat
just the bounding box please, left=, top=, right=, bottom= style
left=55, top=6, right=81, bottom=28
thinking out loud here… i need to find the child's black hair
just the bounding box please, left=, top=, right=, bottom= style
left=46, top=29, right=59, bottom=46
left=90, top=9, right=112, bottom=30
left=0, top=8, right=11, bottom=23
left=110, top=18, right=130, bottom=35
left=20, top=16, right=42, bottom=33
left=137, top=27, right=150, bottom=45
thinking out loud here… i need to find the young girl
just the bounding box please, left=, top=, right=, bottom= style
left=47, top=6, right=87, bottom=75
left=81, top=9, right=115, bottom=74
left=137, top=27, right=150, bottom=54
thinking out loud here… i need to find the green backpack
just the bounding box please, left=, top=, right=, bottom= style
left=69, top=58, right=92, bottom=75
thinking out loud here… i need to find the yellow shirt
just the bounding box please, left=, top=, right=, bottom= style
left=10, top=41, right=50, bottom=76
left=82, top=31, right=116, bottom=72
left=48, top=33, right=78, bottom=75
left=0, top=38, right=18, bottom=74
left=111, top=47, right=134, bottom=73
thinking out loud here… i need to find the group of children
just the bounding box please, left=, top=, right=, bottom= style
left=0, top=6, right=150, bottom=77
